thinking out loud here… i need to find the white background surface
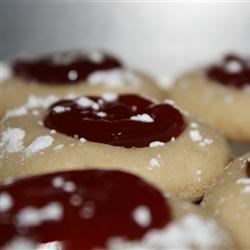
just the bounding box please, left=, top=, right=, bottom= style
left=2, top=2, right=250, bottom=76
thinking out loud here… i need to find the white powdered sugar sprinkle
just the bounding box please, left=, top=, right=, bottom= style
left=130, top=114, right=154, bottom=123
left=237, top=178, right=250, bottom=185
left=76, top=97, right=95, bottom=108
left=107, top=214, right=232, bottom=249
left=0, top=128, right=25, bottom=153
left=225, top=60, right=242, bottom=73
left=0, top=192, right=13, bottom=212
left=132, top=206, right=152, bottom=227
left=87, top=69, right=141, bottom=88
left=88, top=51, right=104, bottom=63
left=149, top=141, right=165, bottom=147
left=96, top=111, right=107, bottom=118
left=2, top=237, right=36, bottom=250
left=4, top=106, right=28, bottom=119
left=189, top=129, right=213, bottom=147
left=149, top=155, right=161, bottom=170
left=79, top=138, right=86, bottom=143
left=16, top=202, right=63, bottom=227
left=237, top=178, right=250, bottom=193
left=52, top=177, right=76, bottom=193
left=53, top=144, right=64, bottom=151
left=101, top=92, right=118, bottom=102
left=25, top=136, right=54, bottom=157
left=3, top=95, right=59, bottom=120
left=189, top=130, right=202, bottom=142
left=68, top=70, right=78, bottom=81
left=53, top=105, right=71, bottom=113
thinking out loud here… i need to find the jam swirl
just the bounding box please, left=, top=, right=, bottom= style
left=43, top=94, right=186, bottom=148
left=206, top=54, right=250, bottom=89
left=0, top=170, right=172, bottom=250
left=13, top=51, right=122, bottom=84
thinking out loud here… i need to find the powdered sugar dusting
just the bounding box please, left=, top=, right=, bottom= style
left=149, top=141, right=165, bottom=147
left=2, top=237, right=36, bottom=250
left=53, top=105, right=71, bottom=113
left=225, top=60, right=243, bottom=73
left=107, top=214, right=233, bottom=249
left=53, top=144, right=64, bottom=151
left=131, top=114, right=154, bottom=123
left=76, top=97, right=95, bottom=108
left=25, top=135, right=54, bottom=157
left=237, top=178, right=250, bottom=193
left=3, top=95, right=59, bottom=120
left=0, top=128, right=25, bottom=153
left=148, top=155, right=161, bottom=170
left=0, top=192, right=13, bottom=212
left=88, top=51, right=104, bottom=63
left=87, top=69, right=141, bottom=88
left=52, top=177, right=76, bottom=193
left=16, top=202, right=63, bottom=227
left=133, top=206, right=152, bottom=227
left=189, top=129, right=213, bottom=147
left=101, top=92, right=118, bottom=102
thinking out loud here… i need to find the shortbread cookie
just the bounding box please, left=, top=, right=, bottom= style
left=0, top=169, right=237, bottom=250
left=0, top=94, right=231, bottom=201
left=1, top=51, right=163, bottom=116
left=202, top=153, right=250, bottom=249
left=168, top=54, right=250, bottom=142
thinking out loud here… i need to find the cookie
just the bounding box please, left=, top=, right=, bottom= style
left=168, top=54, right=250, bottom=142
left=0, top=93, right=231, bottom=201
left=202, top=153, right=250, bottom=249
left=1, top=51, right=163, bottom=116
left=0, top=169, right=237, bottom=250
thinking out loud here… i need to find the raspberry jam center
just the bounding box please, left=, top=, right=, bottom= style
left=206, top=54, right=250, bottom=89
left=43, top=94, right=186, bottom=148
left=12, top=51, right=122, bottom=84
left=0, top=170, right=172, bottom=250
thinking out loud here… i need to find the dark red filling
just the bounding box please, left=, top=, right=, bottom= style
left=0, top=170, right=172, bottom=250
left=206, top=54, right=250, bottom=88
left=12, top=51, right=122, bottom=84
left=246, top=161, right=250, bottom=178
left=43, top=94, right=186, bottom=148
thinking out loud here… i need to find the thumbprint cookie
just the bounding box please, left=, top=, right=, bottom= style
left=1, top=51, right=163, bottom=116
left=202, top=153, right=250, bottom=249
left=0, top=169, right=236, bottom=250
left=168, top=54, right=250, bottom=142
left=0, top=93, right=231, bottom=201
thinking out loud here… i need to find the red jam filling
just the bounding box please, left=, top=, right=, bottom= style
left=12, top=51, right=122, bottom=84
left=206, top=54, right=250, bottom=89
left=43, top=94, right=186, bottom=148
left=0, top=170, right=172, bottom=250
left=246, top=161, right=250, bottom=178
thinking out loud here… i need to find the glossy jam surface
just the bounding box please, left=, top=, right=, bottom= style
left=44, top=94, right=186, bottom=148
left=206, top=54, right=250, bottom=88
left=0, top=170, right=171, bottom=250
left=13, top=51, right=122, bottom=84
left=246, top=161, right=250, bottom=178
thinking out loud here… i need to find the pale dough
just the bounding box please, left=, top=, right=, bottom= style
left=202, top=153, right=250, bottom=249
left=168, top=71, right=250, bottom=142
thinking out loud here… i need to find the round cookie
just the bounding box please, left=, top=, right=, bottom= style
left=1, top=51, right=163, bottom=116
left=0, top=93, right=231, bottom=201
left=168, top=54, right=250, bottom=142
left=202, top=153, right=250, bottom=249
left=0, top=169, right=237, bottom=250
